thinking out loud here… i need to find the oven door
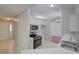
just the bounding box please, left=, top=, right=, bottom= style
left=33, top=38, right=42, bottom=49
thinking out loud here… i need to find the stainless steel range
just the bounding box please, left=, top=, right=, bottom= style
left=30, top=24, right=42, bottom=49
left=30, top=34, right=42, bottom=49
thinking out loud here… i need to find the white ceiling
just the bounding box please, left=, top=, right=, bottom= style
left=30, top=4, right=60, bottom=20
left=0, top=4, right=35, bottom=17
left=30, top=4, right=76, bottom=20
left=0, top=4, right=76, bottom=19
left=30, top=4, right=61, bottom=15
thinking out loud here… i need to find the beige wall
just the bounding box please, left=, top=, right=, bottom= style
left=0, top=22, right=9, bottom=40
left=0, top=21, right=14, bottom=40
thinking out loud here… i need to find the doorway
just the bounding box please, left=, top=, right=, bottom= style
left=41, top=25, right=48, bottom=45
left=0, top=20, right=17, bottom=53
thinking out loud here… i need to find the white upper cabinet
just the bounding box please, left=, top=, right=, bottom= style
left=69, top=14, right=79, bottom=32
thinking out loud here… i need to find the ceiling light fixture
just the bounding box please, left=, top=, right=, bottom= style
left=36, top=15, right=45, bottom=19
left=0, top=16, right=18, bottom=21
left=49, top=4, right=55, bottom=7
left=6, top=18, right=11, bottom=21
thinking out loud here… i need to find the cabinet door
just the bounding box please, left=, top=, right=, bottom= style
left=69, top=15, right=79, bottom=32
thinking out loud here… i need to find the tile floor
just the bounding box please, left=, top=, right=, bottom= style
left=36, top=40, right=58, bottom=49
